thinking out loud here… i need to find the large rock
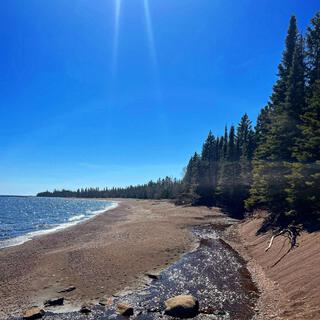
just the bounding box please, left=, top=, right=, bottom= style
left=164, top=295, right=199, bottom=318
left=117, top=303, right=134, bottom=317
left=22, top=307, right=45, bottom=320
left=44, top=297, right=64, bottom=307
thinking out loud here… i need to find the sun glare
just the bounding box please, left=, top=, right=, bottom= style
left=112, top=0, right=122, bottom=77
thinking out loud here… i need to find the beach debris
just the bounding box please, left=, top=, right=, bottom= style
left=164, top=295, right=199, bottom=318
left=57, top=286, right=76, bottom=293
left=79, top=304, right=92, bottom=314
left=44, top=297, right=64, bottom=307
left=22, top=307, right=45, bottom=320
left=116, top=303, right=134, bottom=317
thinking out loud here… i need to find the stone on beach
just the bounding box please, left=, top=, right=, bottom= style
left=22, top=307, right=45, bottom=320
left=116, top=303, right=134, bottom=317
left=164, top=295, right=199, bottom=318
left=57, top=286, right=76, bottom=293
left=44, top=297, right=64, bottom=307
left=79, top=304, right=92, bottom=314
left=145, top=271, right=161, bottom=280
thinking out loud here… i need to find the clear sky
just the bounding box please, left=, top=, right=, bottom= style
left=0, top=0, right=319, bottom=195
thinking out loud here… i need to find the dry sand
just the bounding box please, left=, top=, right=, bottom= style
left=227, top=216, right=320, bottom=320
left=0, top=199, right=221, bottom=318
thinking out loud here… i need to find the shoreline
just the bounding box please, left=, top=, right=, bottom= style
left=0, top=199, right=225, bottom=318
left=3, top=199, right=318, bottom=319
left=0, top=199, right=118, bottom=250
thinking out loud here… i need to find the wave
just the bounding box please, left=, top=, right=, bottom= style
left=68, top=214, right=85, bottom=222
left=0, top=201, right=118, bottom=250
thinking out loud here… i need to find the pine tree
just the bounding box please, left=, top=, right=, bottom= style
left=217, top=126, right=243, bottom=216
left=201, top=131, right=216, bottom=187
left=269, top=16, right=298, bottom=111
left=246, top=16, right=301, bottom=228
left=286, top=13, right=320, bottom=228
left=236, top=114, right=255, bottom=205
left=306, top=12, right=320, bottom=87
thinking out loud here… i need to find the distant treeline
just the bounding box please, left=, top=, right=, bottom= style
left=38, top=13, right=320, bottom=231
left=37, top=177, right=184, bottom=200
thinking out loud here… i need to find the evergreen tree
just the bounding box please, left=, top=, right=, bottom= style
left=246, top=16, right=302, bottom=228
left=218, top=126, right=243, bottom=216
left=268, top=16, right=298, bottom=111
left=286, top=13, right=320, bottom=228
left=237, top=114, right=255, bottom=205
left=201, top=131, right=220, bottom=191
left=306, top=12, right=320, bottom=87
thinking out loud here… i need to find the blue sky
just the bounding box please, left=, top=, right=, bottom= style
left=0, top=0, right=319, bottom=195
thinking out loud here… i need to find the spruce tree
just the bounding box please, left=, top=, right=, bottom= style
left=286, top=13, right=320, bottom=228
left=236, top=114, right=255, bottom=205
left=201, top=131, right=217, bottom=187
left=306, top=12, right=320, bottom=87
left=218, top=126, right=243, bottom=216
left=246, top=16, right=301, bottom=228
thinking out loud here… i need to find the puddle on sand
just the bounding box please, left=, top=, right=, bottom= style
left=37, top=224, right=259, bottom=320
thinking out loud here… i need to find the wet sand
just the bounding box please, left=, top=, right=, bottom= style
left=43, top=224, right=258, bottom=320
left=0, top=199, right=225, bottom=318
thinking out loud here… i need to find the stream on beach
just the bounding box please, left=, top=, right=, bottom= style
left=39, top=221, right=259, bottom=320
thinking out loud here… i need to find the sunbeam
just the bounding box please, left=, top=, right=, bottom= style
left=112, top=0, right=122, bottom=77
left=143, top=0, right=158, bottom=72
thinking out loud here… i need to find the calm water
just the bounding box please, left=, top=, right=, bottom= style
left=0, top=196, right=115, bottom=249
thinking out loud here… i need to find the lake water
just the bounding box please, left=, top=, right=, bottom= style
left=0, top=196, right=116, bottom=249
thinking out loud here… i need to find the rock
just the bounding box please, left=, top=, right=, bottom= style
left=98, top=297, right=113, bottom=306
left=79, top=304, right=92, bottom=314
left=117, top=303, right=134, bottom=317
left=145, top=272, right=160, bottom=280
left=58, top=286, right=76, bottom=293
left=44, top=297, right=64, bottom=307
left=164, top=295, right=199, bottom=318
left=23, top=307, right=45, bottom=319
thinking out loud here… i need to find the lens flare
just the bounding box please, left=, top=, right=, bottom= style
left=112, top=0, right=122, bottom=77
left=143, top=0, right=158, bottom=72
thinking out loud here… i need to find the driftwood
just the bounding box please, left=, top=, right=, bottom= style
left=265, top=226, right=301, bottom=252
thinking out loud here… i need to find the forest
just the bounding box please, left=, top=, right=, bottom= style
left=38, top=12, right=320, bottom=232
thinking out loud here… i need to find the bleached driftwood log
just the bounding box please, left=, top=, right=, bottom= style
left=265, top=226, right=301, bottom=252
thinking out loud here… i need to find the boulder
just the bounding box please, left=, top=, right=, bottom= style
left=164, top=295, right=199, bottom=318
left=58, top=286, right=76, bottom=293
left=44, top=297, right=64, bottom=307
left=145, top=272, right=160, bottom=280
left=22, top=307, right=45, bottom=320
left=116, top=303, right=134, bottom=317
left=79, top=304, right=92, bottom=314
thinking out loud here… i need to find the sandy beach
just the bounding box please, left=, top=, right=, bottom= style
left=0, top=199, right=222, bottom=318
left=1, top=199, right=319, bottom=319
